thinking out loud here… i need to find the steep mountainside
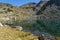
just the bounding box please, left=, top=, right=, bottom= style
left=35, top=0, right=60, bottom=36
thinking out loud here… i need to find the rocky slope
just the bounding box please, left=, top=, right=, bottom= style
left=0, top=0, right=60, bottom=40
left=33, top=0, right=60, bottom=37
left=0, top=2, right=39, bottom=40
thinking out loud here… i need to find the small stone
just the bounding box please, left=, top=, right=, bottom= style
left=0, top=23, right=3, bottom=27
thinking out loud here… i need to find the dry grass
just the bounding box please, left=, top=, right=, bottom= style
left=55, top=37, right=60, bottom=40
left=0, top=26, right=38, bottom=40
